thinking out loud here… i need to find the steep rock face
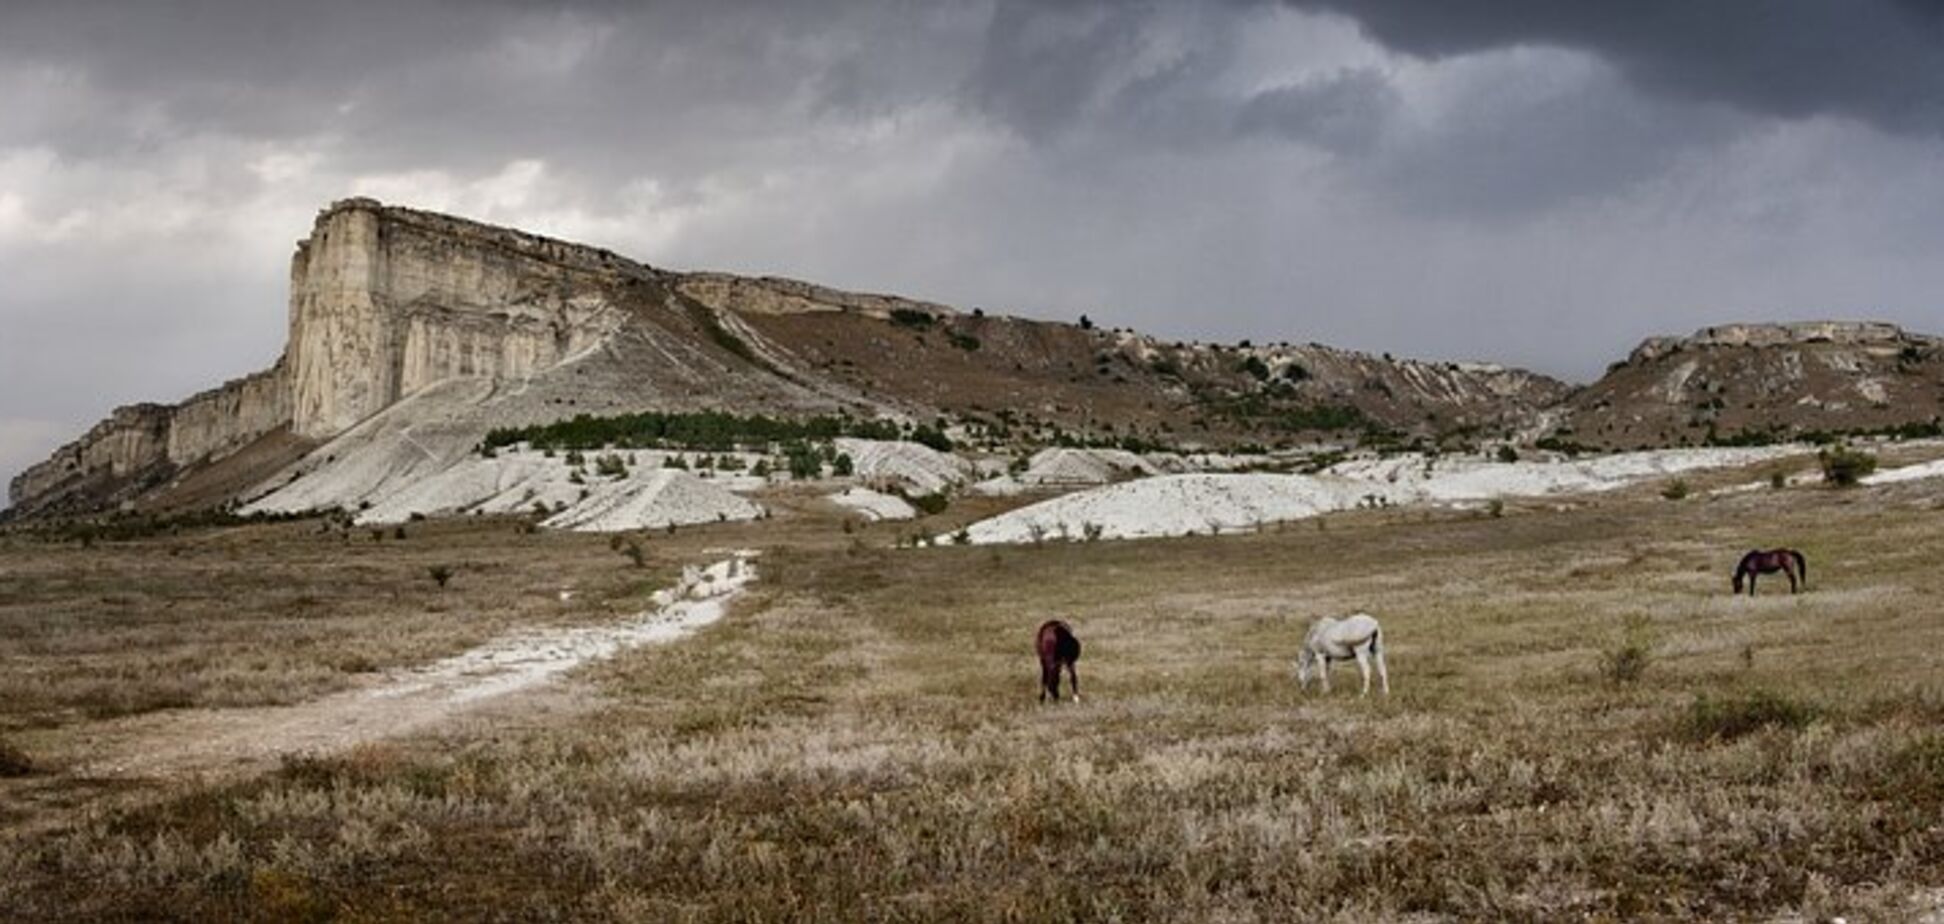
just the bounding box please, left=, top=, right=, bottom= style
left=1562, top=321, right=1943, bottom=448
left=9, top=405, right=175, bottom=517
left=168, top=364, right=292, bottom=465
left=288, top=200, right=635, bottom=438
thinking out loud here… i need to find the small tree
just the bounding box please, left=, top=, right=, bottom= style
left=427, top=564, right=454, bottom=589
left=832, top=453, right=855, bottom=477
left=1818, top=444, right=1877, bottom=486
left=1495, top=445, right=1519, bottom=464
left=1601, top=614, right=1654, bottom=684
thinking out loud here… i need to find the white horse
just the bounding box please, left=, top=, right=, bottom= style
left=1295, top=613, right=1389, bottom=696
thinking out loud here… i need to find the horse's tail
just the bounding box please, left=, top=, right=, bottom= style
left=1370, top=625, right=1382, bottom=655
left=1792, top=550, right=1807, bottom=585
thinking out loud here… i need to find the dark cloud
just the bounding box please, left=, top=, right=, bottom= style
left=1288, top=0, right=1944, bottom=134
left=4, top=0, right=1944, bottom=496
left=1235, top=67, right=1398, bottom=153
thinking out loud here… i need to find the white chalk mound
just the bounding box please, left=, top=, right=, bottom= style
left=834, top=438, right=974, bottom=494
left=827, top=487, right=918, bottom=521
left=1864, top=456, right=1944, bottom=485
left=1325, top=445, right=1802, bottom=502
left=963, top=474, right=1372, bottom=544
left=1018, top=447, right=1158, bottom=485
left=958, top=445, right=1815, bottom=545
left=543, top=469, right=763, bottom=532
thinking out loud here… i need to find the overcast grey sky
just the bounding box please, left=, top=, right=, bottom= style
left=5, top=1, right=1943, bottom=492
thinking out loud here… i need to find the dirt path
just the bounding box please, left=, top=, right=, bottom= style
left=1, top=554, right=755, bottom=835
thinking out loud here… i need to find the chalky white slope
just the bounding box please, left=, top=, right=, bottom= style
left=958, top=446, right=1809, bottom=545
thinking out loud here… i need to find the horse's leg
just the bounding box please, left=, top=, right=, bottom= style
left=1374, top=647, right=1390, bottom=696
left=1319, top=658, right=1332, bottom=694
left=1039, top=660, right=1054, bottom=702
left=1067, top=661, right=1080, bottom=702
left=1787, top=563, right=1799, bottom=594
left=1354, top=648, right=1372, bottom=697
left=1748, top=572, right=1757, bottom=596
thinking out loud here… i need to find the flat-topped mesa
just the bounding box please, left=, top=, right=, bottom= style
left=1628, top=321, right=1927, bottom=364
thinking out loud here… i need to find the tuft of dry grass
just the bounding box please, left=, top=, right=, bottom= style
left=0, top=737, right=32, bottom=777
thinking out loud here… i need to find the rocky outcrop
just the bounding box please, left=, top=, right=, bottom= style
left=1563, top=321, right=1942, bottom=449
left=1628, top=321, right=1923, bottom=364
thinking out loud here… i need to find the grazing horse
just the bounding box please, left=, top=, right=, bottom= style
left=1733, top=548, right=1807, bottom=595
left=1035, top=620, right=1082, bottom=702
left=1295, top=613, right=1389, bottom=696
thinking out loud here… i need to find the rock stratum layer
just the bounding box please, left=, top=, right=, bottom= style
left=13, top=199, right=1938, bottom=519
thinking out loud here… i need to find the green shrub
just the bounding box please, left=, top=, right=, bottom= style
left=1660, top=479, right=1690, bottom=501
left=1769, top=469, right=1788, bottom=490
left=1600, top=615, right=1654, bottom=684
left=1818, top=444, right=1877, bottom=486
left=907, top=492, right=949, bottom=516
left=1495, top=445, right=1519, bottom=464
left=1486, top=498, right=1505, bottom=519
left=427, top=564, right=453, bottom=589
left=889, top=308, right=934, bottom=329
left=909, top=425, right=954, bottom=453
left=1681, top=690, right=1818, bottom=741
left=596, top=453, right=629, bottom=478
left=832, top=453, right=855, bottom=477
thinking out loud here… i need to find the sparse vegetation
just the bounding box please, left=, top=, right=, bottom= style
left=1680, top=689, right=1819, bottom=741
left=1660, top=478, right=1690, bottom=500
left=4, top=448, right=1944, bottom=920
left=426, top=564, right=453, bottom=589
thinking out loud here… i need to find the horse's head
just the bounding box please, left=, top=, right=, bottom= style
left=1294, top=647, right=1316, bottom=689
left=1732, top=570, right=1745, bottom=594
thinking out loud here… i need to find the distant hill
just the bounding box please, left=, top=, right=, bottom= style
left=1555, top=322, right=1943, bottom=450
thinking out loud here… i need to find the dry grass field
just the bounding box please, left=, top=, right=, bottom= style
left=2, top=467, right=1942, bottom=921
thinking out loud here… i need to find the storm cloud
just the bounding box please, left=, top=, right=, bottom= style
left=4, top=0, right=1942, bottom=494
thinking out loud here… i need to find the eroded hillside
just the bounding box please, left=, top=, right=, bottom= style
left=1557, top=322, right=1944, bottom=449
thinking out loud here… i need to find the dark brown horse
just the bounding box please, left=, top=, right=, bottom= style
left=1734, top=548, right=1806, bottom=595
left=1035, top=620, right=1082, bottom=702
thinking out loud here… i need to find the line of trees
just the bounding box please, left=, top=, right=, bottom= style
left=481, top=411, right=953, bottom=454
